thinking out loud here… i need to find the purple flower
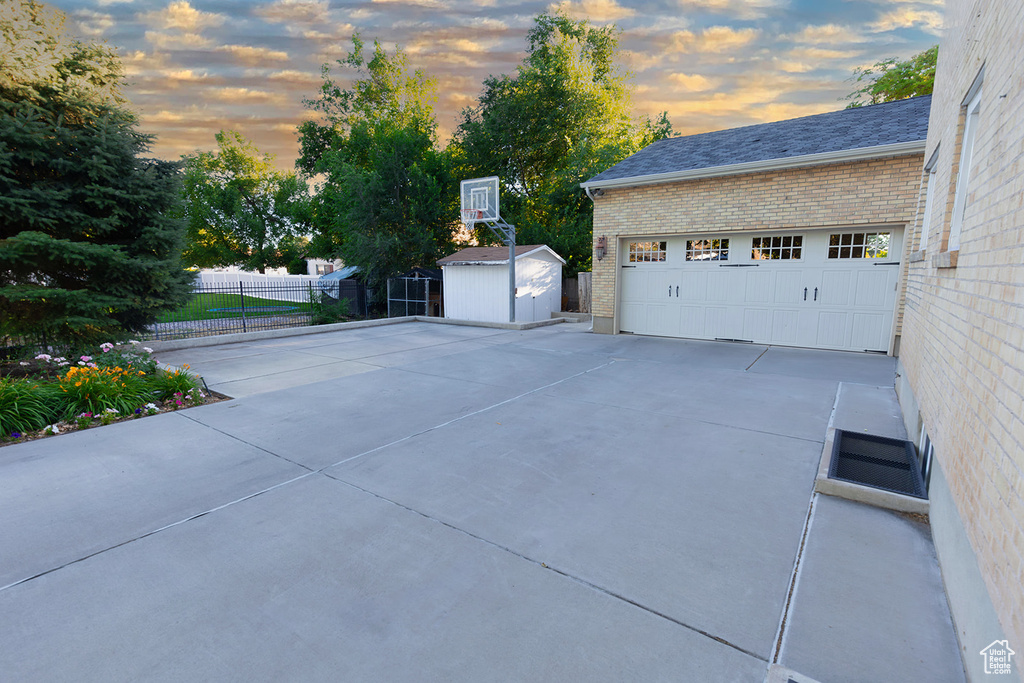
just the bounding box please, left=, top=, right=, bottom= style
left=10, top=432, right=21, bottom=438
left=135, top=408, right=143, bottom=415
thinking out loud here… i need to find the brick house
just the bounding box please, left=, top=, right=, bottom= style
left=895, top=0, right=1024, bottom=676
left=581, top=97, right=931, bottom=354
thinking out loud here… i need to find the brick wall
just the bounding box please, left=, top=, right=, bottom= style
left=590, top=154, right=924, bottom=323
left=899, top=0, right=1024, bottom=646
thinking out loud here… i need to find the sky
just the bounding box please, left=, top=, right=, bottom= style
left=49, top=0, right=943, bottom=169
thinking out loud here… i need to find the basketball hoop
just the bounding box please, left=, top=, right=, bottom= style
left=461, top=209, right=483, bottom=225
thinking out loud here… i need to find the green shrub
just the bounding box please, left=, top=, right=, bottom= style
left=0, top=377, right=60, bottom=436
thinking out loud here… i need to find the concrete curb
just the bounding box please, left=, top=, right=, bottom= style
left=147, top=316, right=573, bottom=353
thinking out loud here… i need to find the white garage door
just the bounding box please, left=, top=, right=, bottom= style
left=619, top=228, right=903, bottom=352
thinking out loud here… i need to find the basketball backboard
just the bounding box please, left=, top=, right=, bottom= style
left=460, top=176, right=499, bottom=224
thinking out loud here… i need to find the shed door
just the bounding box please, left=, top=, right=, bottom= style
left=618, top=229, right=902, bottom=353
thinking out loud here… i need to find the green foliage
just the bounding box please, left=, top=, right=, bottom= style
left=147, top=364, right=202, bottom=402
left=298, top=37, right=458, bottom=302
left=844, top=45, right=938, bottom=108
left=453, top=12, right=673, bottom=276
left=181, top=131, right=310, bottom=273
left=56, top=365, right=150, bottom=418
left=0, top=377, right=58, bottom=435
left=309, top=290, right=351, bottom=325
left=0, top=2, right=192, bottom=352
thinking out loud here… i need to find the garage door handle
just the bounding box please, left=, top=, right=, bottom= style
left=803, top=287, right=807, bottom=301
left=676, top=286, right=679, bottom=297
left=814, top=287, right=818, bottom=301
left=668, top=286, right=672, bottom=297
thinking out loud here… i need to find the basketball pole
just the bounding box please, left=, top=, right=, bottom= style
left=508, top=236, right=515, bottom=323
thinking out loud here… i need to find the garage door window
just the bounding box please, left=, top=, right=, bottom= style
left=686, top=238, right=729, bottom=261
left=827, top=232, right=890, bottom=259
left=628, top=241, right=667, bottom=262
left=752, top=235, right=803, bottom=260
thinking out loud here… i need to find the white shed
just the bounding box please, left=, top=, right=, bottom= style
left=438, top=245, right=565, bottom=323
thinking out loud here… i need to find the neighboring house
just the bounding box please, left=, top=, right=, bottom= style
left=438, top=245, right=564, bottom=323
left=581, top=96, right=931, bottom=354
left=307, top=257, right=344, bottom=276
left=895, top=0, right=1024, bottom=676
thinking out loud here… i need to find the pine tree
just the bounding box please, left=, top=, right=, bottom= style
left=0, top=1, right=192, bottom=350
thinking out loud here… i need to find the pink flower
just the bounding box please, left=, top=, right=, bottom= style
left=80, top=355, right=92, bottom=362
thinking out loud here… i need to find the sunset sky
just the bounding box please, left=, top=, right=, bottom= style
left=50, top=0, right=943, bottom=169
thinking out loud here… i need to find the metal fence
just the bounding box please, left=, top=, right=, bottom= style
left=387, top=277, right=443, bottom=318
left=144, top=279, right=366, bottom=341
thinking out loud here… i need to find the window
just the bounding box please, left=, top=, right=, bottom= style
left=316, top=263, right=334, bottom=275
left=686, top=238, right=729, bottom=261
left=948, top=87, right=982, bottom=251
left=827, top=232, right=890, bottom=259
left=751, top=235, right=802, bottom=260
left=919, top=150, right=939, bottom=252
left=628, top=241, right=666, bottom=262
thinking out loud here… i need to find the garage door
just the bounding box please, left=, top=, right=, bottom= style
left=619, top=228, right=903, bottom=352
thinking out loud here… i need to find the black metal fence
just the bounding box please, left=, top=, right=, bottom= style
left=145, top=279, right=367, bottom=341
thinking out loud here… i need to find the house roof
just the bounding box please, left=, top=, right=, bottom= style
left=437, top=245, right=565, bottom=266
left=582, top=95, right=932, bottom=190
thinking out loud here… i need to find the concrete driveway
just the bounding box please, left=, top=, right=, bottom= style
left=0, top=321, right=964, bottom=682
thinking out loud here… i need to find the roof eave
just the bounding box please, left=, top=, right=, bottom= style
left=580, top=140, right=927, bottom=190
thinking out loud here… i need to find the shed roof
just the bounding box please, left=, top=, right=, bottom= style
left=582, top=95, right=931, bottom=189
left=437, top=245, right=565, bottom=266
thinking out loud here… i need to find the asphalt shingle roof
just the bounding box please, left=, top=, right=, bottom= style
left=437, top=245, right=550, bottom=265
left=584, top=95, right=931, bottom=186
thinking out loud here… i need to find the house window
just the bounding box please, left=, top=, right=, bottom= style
left=919, top=151, right=939, bottom=252
left=827, top=232, right=890, bottom=259
left=686, top=238, right=729, bottom=261
left=948, top=87, right=982, bottom=251
left=628, top=241, right=667, bottom=262
left=316, top=263, right=334, bottom=275
left=751, top=235, right=802, bottom=260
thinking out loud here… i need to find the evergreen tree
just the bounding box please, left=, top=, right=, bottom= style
left=0, top=1, right=191, bottom=350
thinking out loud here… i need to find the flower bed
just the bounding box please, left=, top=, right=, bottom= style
left=0, top=341, right=219, bottom=445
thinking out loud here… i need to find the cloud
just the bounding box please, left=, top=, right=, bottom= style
left=786, top=46, right=862, bottom=61
left=675, top=0, right=786, bottom=21
left=671, top=26, right=760, bottom=53
left=70, top=9, right=114, bottom=37
left=139, top=1, right=225, bottom=32
left=870, top=8, right=943, bottom=35
left=208, top=87, right=289, bottom=105
left=548, top=0, right=636, bottom=22
left=255, top=0, right=330, bottom=24
left=667, top=73, right=719, bottom=91
left=371, top=0, right=449, bottom=7
left=786, top=24, right=864, bottom=44
left=144, top=31, right=213, bottom=49
left=217, top=45, right=290, bottom=66
left=266, top=70, right=323, bottom=88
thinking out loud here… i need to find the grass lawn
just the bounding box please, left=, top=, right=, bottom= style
left=158, top=293, right=314, bottom=323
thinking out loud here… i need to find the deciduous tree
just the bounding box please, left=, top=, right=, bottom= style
left=844, top=45, right=938, bottom=108
left=453, top=12, right=673, bottom=275
left=298, top=37, right=457, bottom=302
left=181, top=131, right=309, bottom=273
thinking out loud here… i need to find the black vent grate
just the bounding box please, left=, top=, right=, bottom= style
left=828, top=430, right=927, bottom=499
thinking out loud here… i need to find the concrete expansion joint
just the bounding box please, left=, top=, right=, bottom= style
left=322, top=470, right=768, bottom=665
left=771, top=493, right=819, bottom=664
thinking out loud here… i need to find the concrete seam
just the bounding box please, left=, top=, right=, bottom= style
left=551, top=392, right=826, bottom=446
left=323, top=360, right=618, bottom=470
left=0, top=471, right=318, bottom=594
left=322, top=471, right=768, bottom=664
left=771, top=492, right=819, bottom=664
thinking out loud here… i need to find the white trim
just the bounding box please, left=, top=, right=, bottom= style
left=580, top=140, right=926, bottom=190
left=440, top=245, right=566, bottom=266
left=949, top=88, right=983, bottom=251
